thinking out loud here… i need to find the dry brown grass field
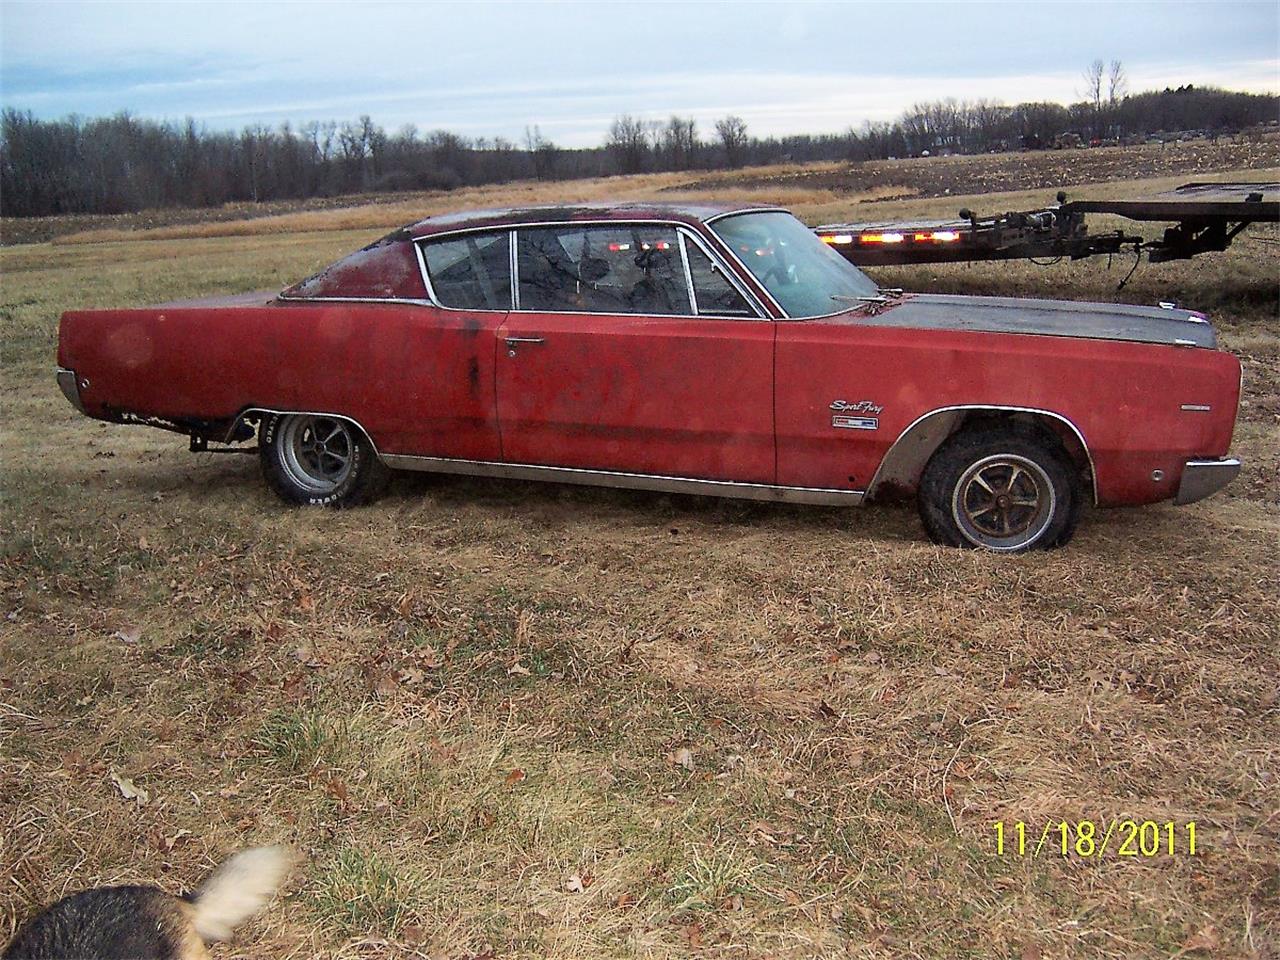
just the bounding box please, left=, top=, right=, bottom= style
left=2, top=147, right=1278, bottom=959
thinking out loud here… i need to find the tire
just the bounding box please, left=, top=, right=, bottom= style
left=917, top=428, right=1080, bottom=552
left=259, top=413, right=389, bottom=507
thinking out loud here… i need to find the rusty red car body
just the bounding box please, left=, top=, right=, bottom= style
left=56, top=202, right=1242, bottom=551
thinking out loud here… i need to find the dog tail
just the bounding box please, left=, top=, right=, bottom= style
left=187, top=846, right=295, bottom=943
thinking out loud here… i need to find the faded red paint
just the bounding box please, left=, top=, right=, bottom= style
left=56, top=203, right=1243, bottom=510
left=281, top=235, right=425, bottom=301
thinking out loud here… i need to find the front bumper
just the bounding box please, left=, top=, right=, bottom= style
left=56, top=366, right=86, bottom=414
left=1175, top=458, right=1241, bottom=505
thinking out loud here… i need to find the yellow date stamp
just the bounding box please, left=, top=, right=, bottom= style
left=992, top=820, right=1198, bottom=858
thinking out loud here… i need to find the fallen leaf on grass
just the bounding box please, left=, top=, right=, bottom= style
left=153, top=828, right=191, bottom=852
left=669, top=747, right=695, bottom=770
left=1178, top=925, right=1220, bottom=955
left=565, top=873, right=586, bottom=893
left=505, top=768, right=527, bottom=786
left=325, top=777, right=349, bottom=802
left=397, top=666, right=427, bottom=685
left=113, top=626, right=141, bottom=645
left=507, top=662, right=531, bottom=676
left=109, top=769, right=149, bottom=806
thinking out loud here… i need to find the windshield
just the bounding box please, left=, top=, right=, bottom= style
left=711, top=211, right=880, bottom=318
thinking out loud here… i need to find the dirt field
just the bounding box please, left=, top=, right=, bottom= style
left=1, top=149, right=1278, bottom=959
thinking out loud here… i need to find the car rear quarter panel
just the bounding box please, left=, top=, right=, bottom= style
left=57, top=302, right=503, bottom=461
left=776, top=320, right=1241, bottom=506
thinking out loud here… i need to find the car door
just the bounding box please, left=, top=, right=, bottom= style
left=495, top=223, right=775, bottom=484
left=407, top=230, right=512, bottom=461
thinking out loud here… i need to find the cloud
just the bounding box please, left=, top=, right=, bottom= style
left=2, top=1, right=1275, bottom=147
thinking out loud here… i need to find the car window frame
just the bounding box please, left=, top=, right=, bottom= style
left=414, top=219, right=770, bottom=321
left=415, top=228, right=514, bottom=312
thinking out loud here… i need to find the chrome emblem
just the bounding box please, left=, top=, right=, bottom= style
left=830, top=399, right=883, bottom=415
left=832, top=415, right=878, bottom=431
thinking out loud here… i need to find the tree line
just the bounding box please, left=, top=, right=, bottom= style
left=2, top=74, right=1276, bottom=218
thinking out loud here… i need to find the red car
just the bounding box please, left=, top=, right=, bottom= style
left=56, top=203, right=1242, bottom=552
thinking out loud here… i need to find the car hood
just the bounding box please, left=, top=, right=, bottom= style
left=859, top=293, right=1217, bottom=348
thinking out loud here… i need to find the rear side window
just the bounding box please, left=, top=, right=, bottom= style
left=422, top=232, right=512, bottom=310
left=517, top=225, right=693, bottom=315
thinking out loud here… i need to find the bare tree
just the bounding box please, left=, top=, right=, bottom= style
left=524, top=125, right=558, bottom=180
left=715, top=115, right=749, bottom=168
left=1083, top=59, right=1105, bottom=137
left=1107, top=59, right=1128, bottom=105
left=661, top=115, right=697, bottom=170
left=606, top=114, right=651, bottom=174
left=1083, top=59, right=1105, bottom=111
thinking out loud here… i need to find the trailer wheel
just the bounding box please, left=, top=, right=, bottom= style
left=260, top=414, right=389, bottom=507
left=918, top=429, right=1079, bottom=552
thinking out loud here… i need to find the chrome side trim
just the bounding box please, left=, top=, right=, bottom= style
left=225, top=407, right=380, bottom=456
left=276, top=295, right=433, bottom=307
left=677, top=231, right=699, bottom=314
left=702, top=216, right=789, bottom=319
left=56, top=366, right=85, bottom=414
left=868, top=405, right=1099, bottom=505
left=1174, top=458, right=1241, bottom=505
left=379, top=454, right=865, bottom=506
left=676, top=226, right=771, bottom=320
left=703, top=207, right=791, bottom=225
left=508, top=229, right=520, bottom=310
left=413, top=238, right=441, bottom=306
left=408, top=219, right=767, bottom=320
left=1180, top=404, right=1212, bottom=412
left=417, top=215, right=775, bottom=245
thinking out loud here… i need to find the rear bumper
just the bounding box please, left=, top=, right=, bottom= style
left=56, top=366, right=86, bottom=414
left=1175, top=457, right=1241, bottom=505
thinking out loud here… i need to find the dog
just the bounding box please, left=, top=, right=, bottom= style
left=4, top=846, right=294, bottom=960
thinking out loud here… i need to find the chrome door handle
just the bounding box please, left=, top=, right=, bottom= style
left=505, top=337, right=545, bottom=345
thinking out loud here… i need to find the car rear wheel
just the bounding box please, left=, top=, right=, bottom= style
left=260, top=414, right=389, bottom=506
left=918, top=429, right=1079, bottom=552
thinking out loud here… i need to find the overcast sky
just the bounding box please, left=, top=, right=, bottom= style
left=2, top=0, right=1277, bottom=146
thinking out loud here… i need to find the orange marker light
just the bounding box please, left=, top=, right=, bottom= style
left=859, top=232, right=905, bottom=244
left=821, top=234, right=854, bottom=245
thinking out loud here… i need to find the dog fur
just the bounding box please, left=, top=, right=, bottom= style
left=4, top=846, right=294, bottom=960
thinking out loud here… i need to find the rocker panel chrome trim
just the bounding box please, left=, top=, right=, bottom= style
left=379, top=454, right=865, bottom=506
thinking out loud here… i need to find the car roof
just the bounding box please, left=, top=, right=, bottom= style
left=401, top=202, right=779, bottom=240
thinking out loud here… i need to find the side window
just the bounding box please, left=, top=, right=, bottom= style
left=517, top=225, right=693, bottom=316
left=683, top=240, right=756, bottom=318
left=422, top=232, right=511, bottom=310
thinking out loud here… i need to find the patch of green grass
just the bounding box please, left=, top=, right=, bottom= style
left=306, top=846, right=426, bottom=937
left=667, top=845, right=762, bottom=913
left=254, top=708, right=355, bottom=773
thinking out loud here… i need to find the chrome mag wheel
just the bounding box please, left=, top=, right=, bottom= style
left=951, top=453, right=1056, bottom=551
left=276, top=415, right=355, bottom=495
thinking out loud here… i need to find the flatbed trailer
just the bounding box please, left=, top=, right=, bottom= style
left=816, top=181, right=1279, bottom=267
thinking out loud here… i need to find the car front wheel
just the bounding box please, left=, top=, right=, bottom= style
left=260, top=413, right=389, bottom=506
left=918, top=429, right=1079, bottom=552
